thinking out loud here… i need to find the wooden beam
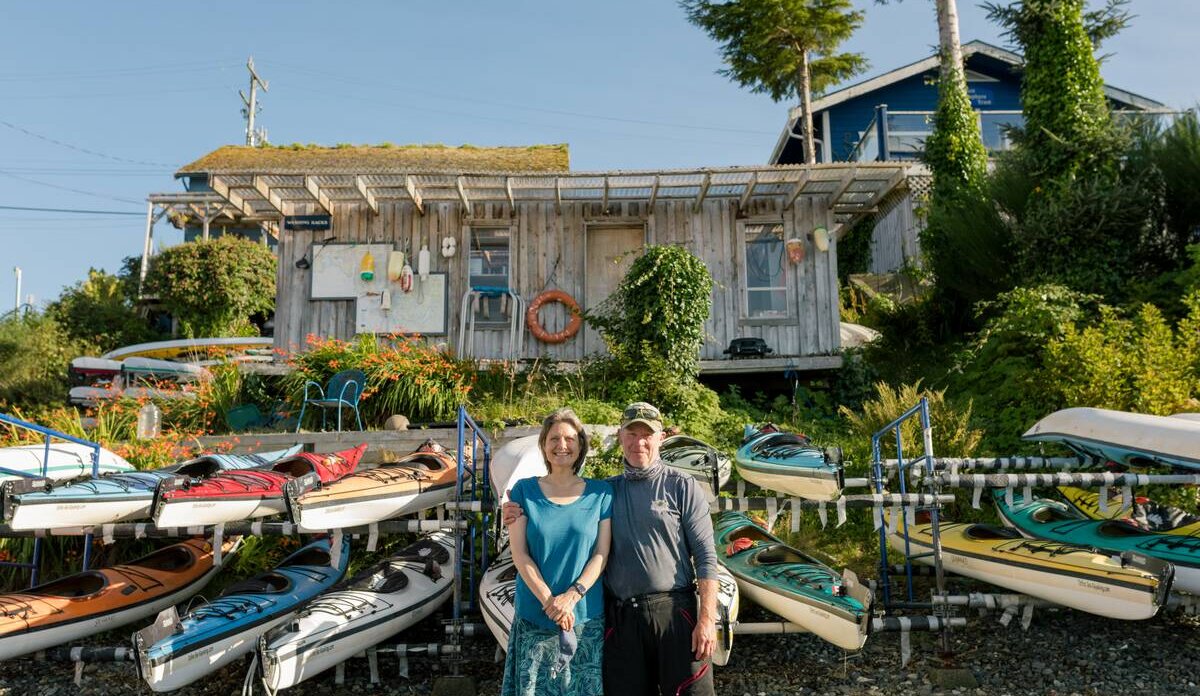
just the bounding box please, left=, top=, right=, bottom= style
left=865, top=168, right=907, bottom=208
left=830, top=222, right=847, bottom=240
left=505, top=177, right=516, bottom=211
left=601, top=176, right=610, bottom=213
left=783, top=170, right=811, bottom=211
left=304, top=176, right=333, bottom=214
left=404, top=175, right=424, bottom=216
left=554, top=177, right=562, bottom=214
left=456, top=176, right=472, bottom=216
left=738, top=173, right=758, bottom=212
left=648, top=176, right=660, bottom=208
left=253, top=175, right=285, bottom=216
left=828, top=169, right=858, bottom=208
left=354, top=175, right=378, bottom=214
left=693, top=172, right=711, bottom=213
left=210, top=175, right=254, bottom=216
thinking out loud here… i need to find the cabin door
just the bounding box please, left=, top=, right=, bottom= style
left=583, top=225, right=645, bottom=355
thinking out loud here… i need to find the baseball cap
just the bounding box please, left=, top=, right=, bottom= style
left=620, top=402, right=663, bottom=432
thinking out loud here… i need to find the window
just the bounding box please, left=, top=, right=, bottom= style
left=469, top=227, right=511, bottom=323
left=743, top=223, right=788, bottom=318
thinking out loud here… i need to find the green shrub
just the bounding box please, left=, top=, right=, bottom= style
left=46, top=268, right=159, bottom=354
left=839, top=381, right=982, bottom=463
left=0, top=313, right=84, bottom=407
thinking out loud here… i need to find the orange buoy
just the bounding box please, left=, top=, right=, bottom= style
left=526, top=290, right=582, bottom=344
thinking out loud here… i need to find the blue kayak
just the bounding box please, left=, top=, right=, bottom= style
left=135, top=535, right=350, bottom=692
left=734, top=425, right=843, bottom=500
left=3, top=446, right=301, bottom=530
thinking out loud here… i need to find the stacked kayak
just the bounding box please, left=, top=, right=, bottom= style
left=995, top=490, right=1200, bottom=595
left=489, top=436, right=545, bottom=505
left=660, top=434, right=732, bottom=501
left=4, top=446, right=302, bottom=530
left=135, top=536, right=350, bottom=692
left=0, top=537, right=235, bottom=660
left=0, top=442, right=133, bottom=483
left=153, top=444, right=367, bottom=527
left=258, top=532, right=455, bottom=690
left=69, top=358, right=212, bottom=407
left=735, top=425, right=843, bottom=501
left=478, top=547, right=740, bottom=666
left=1024, top=407, right=1200, bottom=471
left=1058, top=486, right=1200, bottom=534
left=715, top=512, right=870, bottom=651
left=888, top=518, right=1173, bottom=620
left=289, top=440, right=457, bottom=530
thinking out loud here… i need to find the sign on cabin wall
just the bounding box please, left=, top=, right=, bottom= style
left=284, top=215, right=332, bottom=231
left=355, top=273, right=448, bottom=335
left=310, top=243, right=394, bottom=300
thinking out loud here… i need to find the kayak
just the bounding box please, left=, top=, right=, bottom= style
left=715, top=512, right=870, bottom=651
left=888, top=518, right=1172, bottom=620
left=660, top=434, right=732, bottom=501
left=0, top=537, right=236, bottom=661
left=258, top=532, right=455, bottom=690
left=478, top=546, right=740, bottom=667
left=153, top=444, right=367, bottom=527
left=489, top=435, right=545, bottom=505
left=102, top=337, right=274, bottom=362
left=994, top=489, right=1200, bottom=595
left=135, top=536, right=350, bottom=692
left=4, top=446, right=302, bottom=530
left=1058, top=486, right=1200, bottom=534
left=289, top=439, right=457, bottom=529
left=68, top=385, right=200, bottom=407
left=735, top=425, right=844, bottom=501
left=1023, top=407, right=1200, bottom=471
left=0, top=442, right=133, bottom=484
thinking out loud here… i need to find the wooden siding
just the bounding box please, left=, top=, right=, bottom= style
left=868, top=190, right=922, bottom=274
left=274, top=197, right=841, bottom=361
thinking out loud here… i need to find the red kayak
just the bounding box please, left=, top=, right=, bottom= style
left=152, top=444, right=367, bottom=526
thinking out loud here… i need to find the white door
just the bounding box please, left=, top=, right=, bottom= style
left=583, top=226, right=644, bottom=355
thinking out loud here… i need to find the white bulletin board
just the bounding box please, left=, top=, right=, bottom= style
left=355, top=273, right=449, bottom=335
left=310, top=243, right=394, bottom=300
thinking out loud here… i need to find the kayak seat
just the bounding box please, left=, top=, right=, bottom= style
left=753, top=546, right=809, bottom=565
left=403, top=540, right=452, bottom=565
left=174, top=458, right=224, bottom=479
left=137, top=545, right=196, bottom=572
left=1031, top=506, right=1080, bottom=524
left=964, top=524, right=1021, bottom=541
left=374, top=572, right=409, bottom=594
left=272, top=459, right=316, bottom=478
left=222, top=573, right=290, bottom=596
left=1096, top=521, right=1152, bottom=538
left=37, top=573, right=106, bottom=598
left=283, top=548, right=333, bottom=567
left=404, top=455, right=448, bottom=472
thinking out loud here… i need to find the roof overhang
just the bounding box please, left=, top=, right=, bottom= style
left=150, top=163, right=909, bottom=232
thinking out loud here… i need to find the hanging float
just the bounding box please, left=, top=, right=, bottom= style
left=525, top=290, right=582, bottom=344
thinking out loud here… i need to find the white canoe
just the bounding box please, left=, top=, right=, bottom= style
left=102, top=337, right=273, bottom=362
left=259, top=532, right=455, bottom=690
left=0, top=442, right=132, bottom=483
left=490, top=435, right=546, bottom=505
left=70, top=356, right=123, bottom=377
left=479, top=547, right=739, bottom=666
left=1024, top=407, right=1200, bottom=470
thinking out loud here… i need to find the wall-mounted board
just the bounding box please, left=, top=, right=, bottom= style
left=310, top=243, right=394, bottom=300
left=356, top=273, right=449, bottom=335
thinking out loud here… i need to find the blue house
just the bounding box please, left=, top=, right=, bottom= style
left=767, top=41, right=1173, bottom=272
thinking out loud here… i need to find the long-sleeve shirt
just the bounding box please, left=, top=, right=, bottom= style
left=603, top=461, right=718, bottom=600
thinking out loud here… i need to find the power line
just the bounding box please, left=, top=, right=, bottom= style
left=0, top=60, right=240, bottom=82
left=0, top=170, right=143, bottom=205
left=0, top=119, right=175, bottom=167
left=0, top=204, right=143, bottom=216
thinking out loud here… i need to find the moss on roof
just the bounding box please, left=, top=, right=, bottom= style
left=177, top=143, right=570, bottom=175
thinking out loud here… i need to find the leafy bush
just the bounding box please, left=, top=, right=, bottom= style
left=839, top=381, right=982, bottom=462
left=0, top=313, right=84, bottom=407
left=1044, top=293, right=1200, bottom=414
left=46, top=268, right=159, bottom=354
left=283, top=334, right=474, bottom=425
left=144, top=236, right=276, bottom=337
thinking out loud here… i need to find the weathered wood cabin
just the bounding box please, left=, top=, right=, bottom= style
left=148, top=144, right=906, bottom=373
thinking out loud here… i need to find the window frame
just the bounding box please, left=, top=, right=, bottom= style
left=737, top=218, right=793, bottom=324
left=466, top=223, right=517, bottom=328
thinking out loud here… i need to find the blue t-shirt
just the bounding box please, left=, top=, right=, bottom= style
left=510, top=476, right=613, bottom=630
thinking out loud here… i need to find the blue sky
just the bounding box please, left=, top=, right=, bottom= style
left=2, top=0, right=1197, bottom=309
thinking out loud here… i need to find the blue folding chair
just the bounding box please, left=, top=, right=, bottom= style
left=295, top=369, right=366, bottom=432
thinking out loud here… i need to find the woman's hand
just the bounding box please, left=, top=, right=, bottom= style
left=557, top=612, right=575, bottom=632
left=542, top=592, right=579, bottom=625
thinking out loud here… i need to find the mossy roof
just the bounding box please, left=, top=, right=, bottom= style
left=177, top=143, right=570, bottom=176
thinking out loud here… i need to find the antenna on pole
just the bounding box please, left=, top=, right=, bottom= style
left=240, top=56, right=269, bottom=147
left=12, top=267, right=20, bottom=314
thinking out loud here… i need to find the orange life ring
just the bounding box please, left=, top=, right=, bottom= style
left=526, top=290, right=582, bottom=344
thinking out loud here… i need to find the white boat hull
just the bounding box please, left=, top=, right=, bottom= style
left=295, top=487, right=456, bottom=530
left=155, top=496, right=285, bottom=527
left=0, top=443, right=132, bottom=483
left=734, top=465, right=841, bottom=501
left=733, top=576, right=866, bottom=651
left=1024, top=407, right=1200, bottom=469
left=9, top=495, right=152, bottom=530
left=142, top=614, right=295, bottom=692
left=490, top=436, right=546, bottom=505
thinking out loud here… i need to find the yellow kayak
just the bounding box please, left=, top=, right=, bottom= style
left=1058, top=487, right=1200, bottom=535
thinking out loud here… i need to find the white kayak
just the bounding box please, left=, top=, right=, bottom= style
left=1024, top=407, right=1200, bottom=471
left=258, top=532, right=455, bottom=690
left=0, top=442, right=133, bottom=483
left=102, top=337, right=273, bottom=362
left=490, top=435, right=546, bottom=506
left=479, top=547, right=739, bottom=666
left=122, top=357, right=211, bottom=382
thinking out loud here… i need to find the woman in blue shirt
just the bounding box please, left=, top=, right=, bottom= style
left=503, top=408, right=613, bottom=696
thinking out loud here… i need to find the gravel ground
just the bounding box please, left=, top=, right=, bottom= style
left=3, top=599, right=1198, bottom=695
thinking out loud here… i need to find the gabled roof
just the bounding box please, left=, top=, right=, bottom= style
left=769, top=40, right=1171, bottom=163
left=177, top=143, right=570, bottom=176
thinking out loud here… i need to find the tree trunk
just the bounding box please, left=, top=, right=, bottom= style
left=937, top=0, right=966, bottom=87
left=795, top=49, right=816, bottom=164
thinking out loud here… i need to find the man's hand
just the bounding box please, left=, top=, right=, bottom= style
left=691, top=615, right=716, bottom=661
left=501, top=495, right=524, bottom=527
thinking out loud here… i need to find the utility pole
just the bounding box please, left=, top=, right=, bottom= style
left=12, top=267, right=20, bottom=314
left=240, top=56, right=269, bottom=147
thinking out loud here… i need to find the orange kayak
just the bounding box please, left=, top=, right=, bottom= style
left=0, top=537, right=236, bottom=660
left=290, top=439, right=459, bottom=529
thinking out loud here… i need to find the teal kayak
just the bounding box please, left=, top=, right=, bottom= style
left=715, top=511, right=870, bottom=650
left=993, top=489, right=1198, bottom=595
left=734, top=425, right=843, bottom=500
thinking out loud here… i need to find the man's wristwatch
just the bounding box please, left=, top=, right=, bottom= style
left=571, top=582, right=587, bottom=597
